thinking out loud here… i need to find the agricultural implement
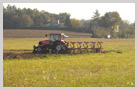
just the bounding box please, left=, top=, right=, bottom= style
left=33, top=33, right=103, bottom=54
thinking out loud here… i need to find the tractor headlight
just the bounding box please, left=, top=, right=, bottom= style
left=39, top=41, right=42, bottom=45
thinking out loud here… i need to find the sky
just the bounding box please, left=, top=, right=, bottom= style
left=3, top=3, right=135, bottom=23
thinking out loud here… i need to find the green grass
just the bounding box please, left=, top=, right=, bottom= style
left=3, top=38, right=46, bottom=51
left=3, top=38, right=135, bottom=51
left=3, top=38, right=135, bottom=87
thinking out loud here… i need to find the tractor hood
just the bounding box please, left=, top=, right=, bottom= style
left=40, top=40, right=50, bottom=43
left=39, top=40, right=50, bottom=46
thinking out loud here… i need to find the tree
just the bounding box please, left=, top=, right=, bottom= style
left=91, top=10, right=101, bottom=27
left=64, top=15, right=72, bottom=27
left=90, top=10, right=101, bottom=37
left=59, top=13, right=69, bottom=23
left=80, top=19, right=91, bottom=33
left=118, top=21, right=135, bottom=38
left=91, top=10, right=100, bottom=19
left=70, top=18, right=81, bottom=28
left=99, top=11, right=122, bottom=38
left=3, top=5, right=19, bottom=28
left=100, top=11, right=121, bottom=30
left=21, top=15, right=33, bottom=27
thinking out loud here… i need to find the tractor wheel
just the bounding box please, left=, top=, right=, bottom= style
left=43, top=45, right=51, bottom=53
left=52, top=42, right=67, bottom=54
left=37, top=47, right=43, bottom=53
left=56, top=45, right=62, bottom=51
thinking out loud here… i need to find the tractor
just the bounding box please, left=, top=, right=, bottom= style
left=33, top=33, right=69, bottom=54
left=33, top=33, right=103, bottom=54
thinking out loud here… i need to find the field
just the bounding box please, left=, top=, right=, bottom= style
left=3, top=29, right=135, bottom=87
left=3, top=29, right=91, bottom=38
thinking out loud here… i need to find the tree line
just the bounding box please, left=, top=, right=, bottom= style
left=3, top=5, right=135, bottom=38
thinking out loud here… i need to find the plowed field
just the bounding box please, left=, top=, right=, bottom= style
left=4, top=29, right=91, bottom=38
left=3, top=50, right=47, bottom=59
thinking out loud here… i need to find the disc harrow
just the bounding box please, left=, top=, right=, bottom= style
left=66, top=42, right=103, bottom=54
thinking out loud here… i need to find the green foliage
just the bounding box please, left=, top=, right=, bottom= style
left=21, top=15, right=33, bottom=27
left=116, top=20, right=135, bottom=38
left=89, top=11, right=122, bottom=38
left=3, top=5, right=70, bottom=28
left=91, top=10, right=101, bottom=27
left=118, top=25, right=135, bottom=38
left=3, top=5, right=135, bottom=38
left=92, top=27, right=110, bottom=38
left=64, top=15, right=72, bottom=27
left=91, top=10, right=100, bottom=19
left=71, top=18, right=81, bottom=28
left=100, top=12, right=122, bottom=29
left=89, top=11, right=135, bottom=38
left=59, top=13, right=70, bottom=23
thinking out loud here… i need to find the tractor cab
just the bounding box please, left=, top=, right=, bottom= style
left=49, top=33, right=69, bottom=42
left=50, top=33, right=61, bottom=41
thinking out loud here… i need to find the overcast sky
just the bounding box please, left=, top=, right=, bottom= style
left=3, top=3, right=135, bottom=23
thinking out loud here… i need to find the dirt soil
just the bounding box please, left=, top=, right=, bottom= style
left=3, top=50, right=47, bottom=60
left=3, top=50, right=119, bottom=60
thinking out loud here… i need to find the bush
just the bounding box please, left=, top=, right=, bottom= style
left=91, top=27, right=110, bottom=38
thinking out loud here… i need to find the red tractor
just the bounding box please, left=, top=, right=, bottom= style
left=33, top=33, right=69, bottom=54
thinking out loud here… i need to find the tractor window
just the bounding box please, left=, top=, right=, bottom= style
left=50, top=34, right=61, bottom=41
